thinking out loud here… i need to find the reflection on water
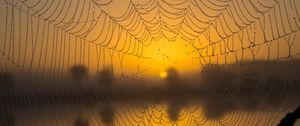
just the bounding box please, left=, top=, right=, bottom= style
left=1, top=90, right=300, bottom=126
left=1, top=61, right=300, bottom=126
left=2, top=85, right=300, bottom=125
left=98, top=103, right=114, bottom=125
left=3, top=102, right=299, bottom=126
left=74, top=116, right=89, bottom=126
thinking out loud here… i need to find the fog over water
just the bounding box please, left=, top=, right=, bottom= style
left=1, top=60, right=300, bottom=125
left=1, top=0, right=300, bottom=125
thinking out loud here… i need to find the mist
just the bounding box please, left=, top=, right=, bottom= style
left=1, top=60, right=300, bottom=126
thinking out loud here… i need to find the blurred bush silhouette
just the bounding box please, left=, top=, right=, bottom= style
left=96, top=69, right=114, bottom=88
left=70, top=65, right=88, bottom=83
left=197, top=63, right=300, bottom=120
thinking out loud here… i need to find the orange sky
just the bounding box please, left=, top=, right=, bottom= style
left=0, top=0, right=300, bottom=79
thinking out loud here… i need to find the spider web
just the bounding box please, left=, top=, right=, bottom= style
left=0, top=0, right=300, bottom=125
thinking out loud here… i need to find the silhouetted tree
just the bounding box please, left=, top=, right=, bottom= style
left=165, top=67, right=182, bottom=87
left=70, top=65, right=88, bottom=83
left=96, top=69, right=115, bottom=125
left=70, top=66, right=89, bottom=126
left=0, top=72, right=13, bottom=91
left=164, top=67, right=187, bottom=121
left=97, top=69, right=114, bottom=88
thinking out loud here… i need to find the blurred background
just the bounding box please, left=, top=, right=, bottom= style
left=0, top=0, right=300, bottom=125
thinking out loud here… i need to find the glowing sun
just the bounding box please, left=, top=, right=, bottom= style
left=159, top=71, right=168, bottom=78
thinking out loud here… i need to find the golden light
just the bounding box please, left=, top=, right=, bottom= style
left=140, top=37, right=201, bottom=77
left=159, top=71, right=168, bottom=78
